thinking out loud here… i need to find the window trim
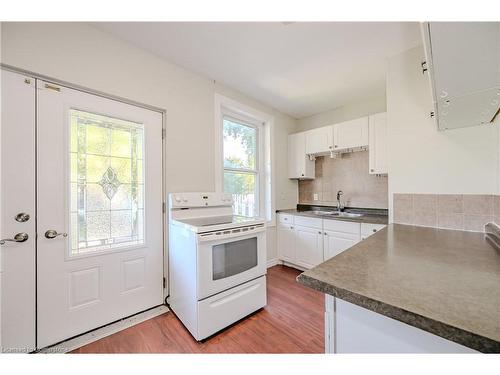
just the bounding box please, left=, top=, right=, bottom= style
left=214, top=94, right=275, bottom=225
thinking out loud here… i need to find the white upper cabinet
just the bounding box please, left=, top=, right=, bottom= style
left=332, top=117, right=369, bottom=151
left=305, top=125, right=334, bottom=155
left=288, top=132, right=315, bottom=179
left=368, top=112, right=388, bottom=175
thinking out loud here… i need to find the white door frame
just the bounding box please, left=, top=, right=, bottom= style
left=0, top=64, right=168, bottom=350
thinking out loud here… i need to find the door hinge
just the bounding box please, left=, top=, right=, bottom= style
left=162, top=202, right=166, bottom=213
left=163, top=277, right=166, bottom=288
left=162, top=129, right=166, bottom=139
left=421, top=60, right=428, bottom=74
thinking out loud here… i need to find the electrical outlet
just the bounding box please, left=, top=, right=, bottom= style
left=313, top=193, right=318, bottom=201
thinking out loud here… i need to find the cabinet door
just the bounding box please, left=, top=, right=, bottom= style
left=288, top=132, right=315, bottom=179
left=361, top=223, right=386, bottom=240
left=294, top=225, right=323, bottom=268
left=324, top=230, right=360, bottom=261
left=305, top=126, right=333, bottom=154
left=277, top=223, right=296, bottom=262
left=368, top=112, right=388, bottom=175
left=333, top=117, right=369, bottom=151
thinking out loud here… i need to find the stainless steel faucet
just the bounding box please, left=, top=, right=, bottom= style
left=336, top=190, right=344, bottom=212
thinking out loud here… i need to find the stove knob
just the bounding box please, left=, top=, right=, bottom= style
left=174, top=196, right=181, bottom=203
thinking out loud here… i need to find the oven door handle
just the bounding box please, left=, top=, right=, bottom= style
left=198, top=225, right=265, bottom=242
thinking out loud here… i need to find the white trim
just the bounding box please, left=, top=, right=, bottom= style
left=214, top=93, right=276, bottom=225
left=266, top=258, right=281, bottom=268
left=38, top=305, right=169, bottom=353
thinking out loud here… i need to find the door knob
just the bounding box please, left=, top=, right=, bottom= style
left=0, top=232, right=29, bottom=245
left=44, top=230, right=68, bottom=239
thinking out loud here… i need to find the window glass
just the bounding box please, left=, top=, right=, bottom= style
left=212, top=238, right=258, bottom=280
left=69, top=109, right=144, bottom=256
left=223, top=118, right=257, bottom=170
left=223, top=117, right=259, bottom=217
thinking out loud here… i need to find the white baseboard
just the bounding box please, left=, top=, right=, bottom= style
left=39, top=305, right=169, bottom=353
left=281, top=260, right=308, bottom=271
left=266, top=258, right=281, bottom=268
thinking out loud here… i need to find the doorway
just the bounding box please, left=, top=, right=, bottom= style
left=1, top=69, right=165, bottom=351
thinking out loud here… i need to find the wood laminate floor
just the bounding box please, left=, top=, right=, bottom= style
left=72, top=265, right=324, bottom=353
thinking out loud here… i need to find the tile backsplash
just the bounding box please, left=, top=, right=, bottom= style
left=393, top=193, right=500, bottom=232
left=298, top=151, right=388, bottom=209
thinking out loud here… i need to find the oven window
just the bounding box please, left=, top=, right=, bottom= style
left=212, top=237, right=258, bottom=280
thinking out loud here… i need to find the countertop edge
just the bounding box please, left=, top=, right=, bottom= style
left=296, top=273, right=500, bottom=353
left=276, top=209, right=388, bottom=225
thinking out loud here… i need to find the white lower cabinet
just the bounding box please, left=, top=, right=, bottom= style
left=361, top=223, right=386, bottom=240
left=277, top=214, right=386, bottom=270
left=325, top=296, right=476, bottom=353
left=277, top=223, right=296, bottom=263
left=294, top=225, right=323, bottom=269
left=324, top=231, right=360, bottom=260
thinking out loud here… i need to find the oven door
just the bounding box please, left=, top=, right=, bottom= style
left=197, top=225, right=266, bottom=299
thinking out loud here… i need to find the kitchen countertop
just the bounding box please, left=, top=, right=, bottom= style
left=297, top=224, right=500, bottom=353
left=277, top=208, right=388, bottom=225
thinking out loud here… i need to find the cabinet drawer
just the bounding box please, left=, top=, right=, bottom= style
left=294, top=215, right=322, bottom=229
left=198, top=276, right=266, bottom=340
left=278, top=213, right=294, bottom=224
left=361, top=223, right=386, bottom=238
left=323, top=219, right=360, bottom=234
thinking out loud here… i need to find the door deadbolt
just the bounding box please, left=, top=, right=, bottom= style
left=15, top=213, right=30, bottom=222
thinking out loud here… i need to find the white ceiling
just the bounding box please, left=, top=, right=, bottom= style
left=94, top=22, right=422, bottom=118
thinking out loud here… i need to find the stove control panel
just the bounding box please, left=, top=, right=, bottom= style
left=169, top=192, right=233, bottom=208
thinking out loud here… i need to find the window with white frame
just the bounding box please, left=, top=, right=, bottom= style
left=222, top=115, right=262, bottom=217
left=216, top=94, right=274, bottom=222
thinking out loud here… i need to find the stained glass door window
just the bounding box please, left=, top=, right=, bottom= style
left=69, top=109, right=145, bottom=255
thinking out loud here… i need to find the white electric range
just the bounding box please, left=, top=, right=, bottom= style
left=167, top=192, right=267, bottom=341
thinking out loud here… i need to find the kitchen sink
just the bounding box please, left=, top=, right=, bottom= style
left=306, top=210, right=363, bottom=218
left=330, top=212, right=363, bottom=218
left=308, top=210, right=336, bottom=215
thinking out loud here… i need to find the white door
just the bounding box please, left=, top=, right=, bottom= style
left=277, top=223, right=295, bottom=262
left=323, top=230, right=359, bottom=261
left=0, top=70, right=36, bottom=352
left=294, top=225, right=323, bottom=268
left=36, top=81, right=164, bottom=348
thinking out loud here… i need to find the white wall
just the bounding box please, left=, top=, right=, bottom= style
left=0, top=22, right=298, bottom=262
left=386, top=45, right=499, bottom=221
left=296, top=95, right=386, bottom=132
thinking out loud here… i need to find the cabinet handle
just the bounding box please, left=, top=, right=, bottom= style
left=290, top=226, right=294, bottom=229
left=334, top=145, right=338, bottom=148
left=372, top=229, right=377, bottom=232
left=370, top=169, right=374, bottom=172
left=318, top=231, right=322, bottom=234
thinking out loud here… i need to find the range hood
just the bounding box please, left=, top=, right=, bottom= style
left=422, top=22, right=500, bottom=131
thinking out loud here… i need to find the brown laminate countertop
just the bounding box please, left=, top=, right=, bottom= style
left=277, top=209, right=388, bottom=225
left=297, top=224, right=500, bottom=353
